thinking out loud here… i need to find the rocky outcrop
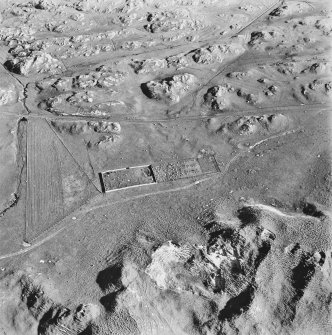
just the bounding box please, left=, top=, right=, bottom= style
left=217, top=114, right=290, bottom=135
left=51, top=120, right=121, bottom=135
left=141, top=73, right=197, bottom=103
left=204, top=84, right=234, bottom=110
left=0, top=274, right=100, bottom=335
left=5, top=51, right=65, bottom=76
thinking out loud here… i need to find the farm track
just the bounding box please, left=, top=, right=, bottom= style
left=231, top=0, right=283, bottom=38
left=1, top=0, right=327, bottom=259
left=0, top=120, right=308, bottom=261
left=46, top=119, right=101, bottom=192
left=52, top=0, right=281, bottom=71
left=4, top=105, right=323, bottom=258
left=0, top=0, right=327, bottom=126
left=23, top=115, right=101, bottom=243
left=0, top=102, right=329, bottom=124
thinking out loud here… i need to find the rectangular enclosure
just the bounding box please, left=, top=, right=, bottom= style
left=100, top=156, right=220, bottom=192
left=151, top=156, right=220, bottom=183
left=151, top=158, right=202, bottom=183
left=197, top=155, right=221, bottom=174
left=100, top=165, right=156, bottom=192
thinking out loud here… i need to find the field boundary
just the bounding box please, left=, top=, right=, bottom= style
left=100, top=156, right=220, bottom=192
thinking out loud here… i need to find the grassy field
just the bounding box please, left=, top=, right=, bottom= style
left=25, top=119, right=99, bottom=241
left=25, top=119, right=65, bottom=241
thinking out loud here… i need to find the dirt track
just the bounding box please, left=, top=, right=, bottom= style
left=0, top=0, right=331, bottom=334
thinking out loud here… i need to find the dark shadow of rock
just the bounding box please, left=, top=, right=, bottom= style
left=79, top=325, right=93, bottom=335
left=96, top=264, right=125, bottom=313
left=3, top=60, right=18, bottom=74
left=237, top=207, right=261, bottom=227
left=302, top=202, right=325, bottom=219
left=96, top=264, right=122, bottom=292
left=218, top=283, right=256, bottom=321
left=99, top=289, right=124, bottom=313
left=140, top=82, right=154, bottom=99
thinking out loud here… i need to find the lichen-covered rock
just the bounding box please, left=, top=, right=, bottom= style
left=315, top=18, right=332, bottom=35
left=237, top=89, right=259, bottom=104
left=166, top=53, right=189, bottom=69
left=192, top=47, right=214, bottom=64
left=264, top=85, right=278, bottom=96
left=52, top=119, right=121, bottom=133
left=248, top=31, right=275, bottom=46
left=52, top=77, right=73, bottom=92
left=269, top=2, right=312, bottom=19
left=204, top=84, right=234, bottom=110
left=34, top=0, right=52, bottom=10
left=192, top=43, right=245, bottom=64
left=226, top=71, right=248, bottom=79
left=307, top=62, right=330, bottom=75
left=73, top=73, right=100, bottom=89
left=145, top=11, right=203, bottom=33
left=40, top=303, right=100, bottom=335
left=0, top=83, right=17, bottom=105
left=5, top=51, right=65, bottom=76
left=218, top=114, right=289, bottom=135
left=142, top=73, right=197, bottom=103
left=131, top=58, right=168, bottom=74
left=96, top=71, right=127, bottom=88
left=97, top=134, right=121, bottom=148
left=88, top=121, right=121, bottom=133
left=146, top=222, right=274, bottom=297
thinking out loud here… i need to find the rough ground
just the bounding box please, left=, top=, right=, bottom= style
left=0, top=0, right=331, bottom=334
